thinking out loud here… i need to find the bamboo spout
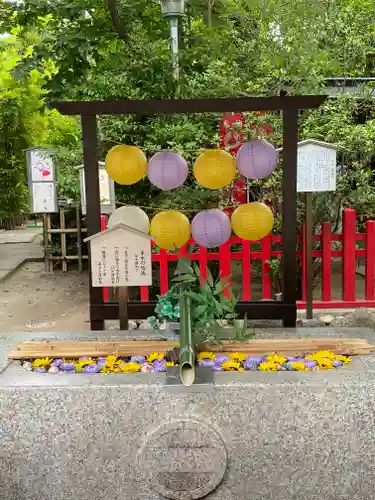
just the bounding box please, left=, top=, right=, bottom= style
left=179, top=293, right=195, bottom=386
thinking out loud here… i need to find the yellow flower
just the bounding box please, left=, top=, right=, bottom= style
left=259, top=361, right=279, bottom=372
left=104, top=354, right=119, bottom=371
left=267, top=354, right=287, bottom=364
left=75, top=357, right=93, bottom=372
left=32, top=357, right=52, bottom=369
left=291, top=361, right=310, bottom=371
left=334, top=355, right=352, bottom=364
left=122, top=362, right=141, bottom=373
left=228, top=352, right=247, bottom=362
left=314, top=350, right=336, bottom=360
left=164, top=361, right=175, bottom=367
left=147, top=352, right=165, bottom=363
left=222, top=360, right=242, bottom=371
left=197, top=352, right=215, bottom=361
left=317, top=358, right=334, bottom=370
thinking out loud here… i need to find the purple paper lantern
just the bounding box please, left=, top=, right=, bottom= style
left=148, top=151, right=188, bottom=190
left=192, top=209, right=231, bottom=248
left=236, top=139, right=277, bottom=179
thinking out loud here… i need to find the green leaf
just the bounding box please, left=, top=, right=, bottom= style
left=213, top=281, right=224, bottom=295
left=206, top=268, right=214, bottom=287
left=172, top=275, right=196, bottom=283
left=185, top=291, right=206, bottom=303
left=194, top=304, right=209, bottom=316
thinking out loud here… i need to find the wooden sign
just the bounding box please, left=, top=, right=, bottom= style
left=26, top=147, right=58, bottom=214
left=84, top=224, right=153, bottom=287
left=296, top=139, right=337, bottom=193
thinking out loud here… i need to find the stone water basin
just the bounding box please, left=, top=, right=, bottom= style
left=0, top=328, right=374, bottom=500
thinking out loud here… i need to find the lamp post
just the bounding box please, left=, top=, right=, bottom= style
left=160, top=0, right=185, bottom=82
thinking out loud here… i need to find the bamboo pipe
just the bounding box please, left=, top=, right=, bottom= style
left=179, top=293, right=195, bottom=386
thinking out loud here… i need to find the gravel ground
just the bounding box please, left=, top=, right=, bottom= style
left=0, top=262, right=91, bottom=333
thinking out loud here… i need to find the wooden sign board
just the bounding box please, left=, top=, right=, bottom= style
left=296, top=140, right=337, bottom=193
left=84, top=224, right=152, bottom=287
left=26, top=147, right=58, bottom=214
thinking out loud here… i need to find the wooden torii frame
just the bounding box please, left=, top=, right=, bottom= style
left=53, top=95, right=326, bottom=330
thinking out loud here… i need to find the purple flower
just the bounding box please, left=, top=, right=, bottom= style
left=97, top=358, right=107, bottom=367
left=83, top=364, right=101, bottom=373
left=79, top=356, right=91, bottom=361
left=34, top=367, right=46, bottom=373
left=60, top=362, right=75, bottom=372
left=285, top=356, right=298, bottom=362
left=198, top=359, right=215, bottom=368
left=243, top=357, right=262, bottom=371
left=214, top=355, right=229, bottom=366
left=304, top=360, right=317, bottom=369
left=153, top=359, right=167, bottom=372
left=131, top=356, right=146, bottom=363
left=52, top=359, right=63, bottom=367
left=212, top=365, right=224, bottom=371
left=333, top=360, right=343, bottom=368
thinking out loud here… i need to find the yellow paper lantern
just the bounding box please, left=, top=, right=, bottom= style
left=105, top=145, right=147, bottom=185
left=231, top=202, right=274, bottom=241
left=150, top=211, right=191, bottom=250
left=193, top=149, right=237, bottom=190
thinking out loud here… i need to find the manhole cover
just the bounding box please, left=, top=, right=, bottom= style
left=26, top=321, right=56, bottom=329
left=140, top=419, right=227, bottom=499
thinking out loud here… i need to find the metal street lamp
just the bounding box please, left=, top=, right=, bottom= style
left=160, top=0, right=185, bottom=82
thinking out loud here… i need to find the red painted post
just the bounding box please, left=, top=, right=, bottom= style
left=301, top=223, right=306, bottom=302
left=100, top=215, right=109, bottom=303
left=199, top=245, right=208, bottom=280
left=219, top=240, right=231, bottom=298
left=342, top=209, right=357, bottom=302
left=321, top=222, right=332, bottom=302
left=242, top=240, right=251, bottom=300
left=262, top=234, right=272, bottom=299
left=140, top=286, right=149, bottom=302
left=365, top=220, right=375, bottom=300
left=159, top=249, right=169, bottom=295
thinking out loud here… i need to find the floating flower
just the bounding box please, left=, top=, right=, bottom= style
left=317, top=358, right=334, bottom=370
left=303, top=360, right=317, bottom=369
left=60, top=362, right=75, bottom=372
left=212, top=365, right=224, bottom=371
left=32, top=358, right=52, bottom=370
left=259, top=362, right=279, bottom=372
left=198, top=359, right=215, bottom=368
left=164, top=361, right=176, bottom=367
left=243, top=357, right=262, bottom=371
left=214, top=355, right=230, bottom=365
left=97, top=358, right=107, bottom=367
left=75, top=357, right=94, bottom=372
left=34, top=367, right=46, bottom=373
left=153, top=359, right=168, bottom=372
left=267, top=354, right=287, bottom=365
left=314, top=350, right=336, bottom=360
left=122, top=362, right=142, bottom=373
left=197, top=352, right=215, bottom=361
left=131, top=356, right=146, bottom=363
left=141, top=364, right=155, bottom=372
left=229, top=352, right=247, bottom=362
left=334, top=355, right=351, bottom=364
left=83, top=364, right=101, bottom=373
left=51, top=359, right=63, bottom=367
left=285, top=356, right=299, bottom=361
left=333, top=360, right=343, bottom=368
left=222, top=360, right=244, bottom=372
left=290, top=361, right=310, bottom=372
left=48, top=365, right=60, bottom=374
left=147, top=352, right=166, bottom=363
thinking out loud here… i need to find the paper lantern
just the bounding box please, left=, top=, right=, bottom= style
left=148, top=151, right=188, bottom=190
left=236, top=140, right=277, bottom=179
left=150, top=211, right=191, bottom=250
left=192, top=209, right=231, bottom=248
left=108, top=206, right=150, bottom=233
left=193, top=149, right=236, bottom=189
left=105, top=145, right=147, bottom=185
left=231, top=202, right=274, bottom=241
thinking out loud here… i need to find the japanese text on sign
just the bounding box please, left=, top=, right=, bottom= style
left=297, top=143, right=337, bottom=193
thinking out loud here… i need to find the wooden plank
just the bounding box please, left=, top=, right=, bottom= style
left=53, top=96, right=327, bottom=116
left=8, top=338, right=373, bottom=359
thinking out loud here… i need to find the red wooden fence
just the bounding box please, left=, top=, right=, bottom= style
left=102, top=208, right=375, bottom=310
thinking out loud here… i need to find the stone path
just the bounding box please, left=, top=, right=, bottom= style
left=0, top=227, right=43, bottom=281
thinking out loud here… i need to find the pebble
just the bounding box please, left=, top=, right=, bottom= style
left=319, top=314, right=335, bottom=325
left=23, top=361, right=33, bottom=371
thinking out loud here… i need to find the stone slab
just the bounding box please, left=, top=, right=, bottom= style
left=1, top=328, right=375, bottom=500
left=0, top=230, right=40, bottom=244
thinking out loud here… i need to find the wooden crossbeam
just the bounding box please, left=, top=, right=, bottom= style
left=8, top=338, right=373, bottom=360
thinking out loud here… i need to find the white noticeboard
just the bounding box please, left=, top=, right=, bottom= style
left=26, top=148, right=58, bottom=213
left=88, top=226, right=152, bottom=287
left=297, top=142, right=337, bottom=193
